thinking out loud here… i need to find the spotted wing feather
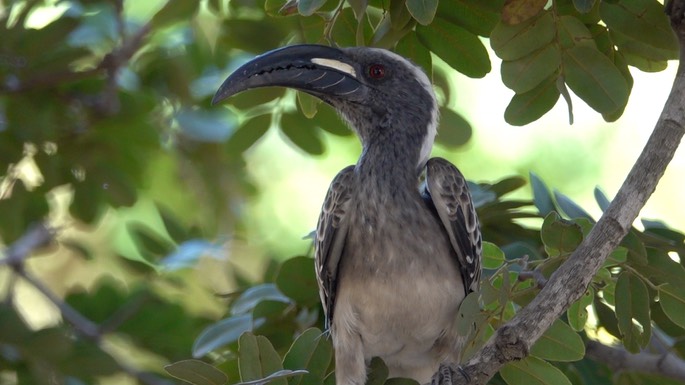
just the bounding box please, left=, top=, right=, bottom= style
left=424, top=157, right=482, bottom=293
left=315, top=165, right=355, bottom=329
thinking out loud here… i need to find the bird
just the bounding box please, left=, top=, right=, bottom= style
left=213, top=44, right=482, bottom=385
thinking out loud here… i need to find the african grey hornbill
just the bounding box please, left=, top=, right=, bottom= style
left=213, top=45, right=482, bottom=385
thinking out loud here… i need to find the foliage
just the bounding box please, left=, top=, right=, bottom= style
left=0, top=0, right=684, bottom=385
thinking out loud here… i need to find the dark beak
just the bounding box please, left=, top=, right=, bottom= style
left=212, top=45, right=363, bottom=105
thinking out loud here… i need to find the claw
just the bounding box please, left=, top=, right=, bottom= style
left=431, top=363, right=470, bottom=385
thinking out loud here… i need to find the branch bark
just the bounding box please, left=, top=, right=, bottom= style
left=449, top=5, right=685, bottom=384
left=585, top=340, right=685, bottom=383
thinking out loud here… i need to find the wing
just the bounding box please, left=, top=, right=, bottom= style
left=424, top=157, right=482, bottom=293
left=315, top=165, right=355, bottom=330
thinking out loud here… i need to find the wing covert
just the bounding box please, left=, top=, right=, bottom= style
left=315, top=165, right=355, bottom=329
left=424, top=157, right=482, bottom=293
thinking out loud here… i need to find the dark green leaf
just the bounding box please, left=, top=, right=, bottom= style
left=239, top=333, right=286, bottom=384
left=600, top=0, right=678, bottom=51
left=165, top=360, right=228, bottom=385
left=501, top=356, right=572, bottom=385
left=659, top=284, right=685, bottom=329
left=315, top=105, right=352, bottom=136
left=553, top=190, right=593, bottom=220
left=501, top=45, right=561, bottom=93
left=504, top=75, right=560, bottom=126
left=530, top=319, right=585, bottom=362
left=567, top=288, right=593, bottom=331
left=501, top=0, right=546, bottom=25
left=298, top=0, right=328, bottom=16
left=594, top=187, right=611, bottom=212
left=436, top=107, right=472, bottom=148
left=562, top=45, right=630, bottom=115
left=615, top=271, right=651, bottom=352
left=193, top=315, right=263, bottom=358
left=482, top=241, right=505, bottom=269
left=406, top=0, right=438, bottom=25
left=280, top=113, right=325, bottom=155
left=437, top=0, right=502, bottom=37
left=152, top=0, right=201, bottom=27
left=417, top=17, right=491, bottom=78
left=490, top=12, right=555, bottom=61
left=366, top=357, right=389, bottom=385
left=573, top=0, right=596, bottom=13
left=557, top=15, right=596, bottom=49
left=283, top=328, right=333, bottom=385
left=275, top=257, right=320, bottom=307
left=226, top=114, right=272, bottom=154
left=395, top=32, right=433, bottom=79
left=541, top=212, right=584, bottom=257
left=529, top=172, right=555, bottom=216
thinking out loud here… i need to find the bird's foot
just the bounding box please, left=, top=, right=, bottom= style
left=430, top=363, right=470, bottom=385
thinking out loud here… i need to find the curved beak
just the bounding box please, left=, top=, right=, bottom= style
left=212, top=45, right=363, bottom=105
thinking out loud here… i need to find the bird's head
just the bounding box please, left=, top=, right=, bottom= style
left=213, top=45, right=438, bottom=167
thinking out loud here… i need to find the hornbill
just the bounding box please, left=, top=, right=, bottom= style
left=213, top=45, right=482, bottom=385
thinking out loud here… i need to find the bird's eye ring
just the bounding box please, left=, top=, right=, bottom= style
left=368, top=64, right=386, bottom=79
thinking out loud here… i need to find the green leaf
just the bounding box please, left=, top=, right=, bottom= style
left=600, top=0, right=678, bottom=51
left=501, top=356, right=572, bottom=385
left=280, top=113, right=325, bottom=155
left=491, top=12, right=555, bottom=61
left=615, top=271, right=651, bottom=352
left=562, top=45, right=630, bottom=115
left=193, top=315, right=263, bottom=358
left=567, top=287, right=593, bottom=331
left=436, top=107, right=472, bottom=148
left=456, top=291, right=482, bottom=336
left=297, top=92, right=322, bottom=119
left=390, top=0, right=414, bottom=31
left=501, top=45, right=561, bottom=93
left=395, top=32, right=433, bottom=79
left=237, top=370, right=310, bottom=385
left=529, top=172, right=555, bottom=216
left=366, top=357, right=389, bottom=385
left=275, top=257, right=320, bottom=307
left=540, top=212, right=584, bottom=257
left=553, top=190, right=593, bottom=220
left=152, top=0, right=201, bottom=28
left=232, top=284, right=292, bottom=315
left=298, top=0, right=328, bottom=16
left=314, top=105, right=352, bottom=136
left=239, top=333, right=286, bottom=384
left=226, top=114, right=272, bottom=154
left=594, top=297, right=621, bottom=339
left=557, top=15, right=596, bottom=49
left=406, top=0, right=438, bottom=25
left=501, top=0, right=546, bottom=25
left=416, top=17, right=491, bottom=78
left=283, top=328, right=333, bottom=385
left=659, top=284, right=685, bottom=329
left=165, top=360, right=228, bottom=385
left=437, top=0, right=501, bottom=37
left=482, top=241, right=505, bottom=269
left=572, top=0, right=596, bottom=13
left=530, top=319, right=585, bottom=362
left=504, top=74, right=560, bottom=126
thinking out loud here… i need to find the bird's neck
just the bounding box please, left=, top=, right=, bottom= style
left=355, top=129, right=427, bottom=189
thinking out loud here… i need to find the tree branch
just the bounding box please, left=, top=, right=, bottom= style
left=449, top=5, right=685, bottom=384
left=585, top=340, right=685, bottom=382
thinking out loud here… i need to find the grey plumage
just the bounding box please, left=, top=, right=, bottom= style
left=213, top=45, right=482, bottom=385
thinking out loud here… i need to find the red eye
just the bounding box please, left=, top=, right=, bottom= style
left=368, top=64, right=386, bottom=79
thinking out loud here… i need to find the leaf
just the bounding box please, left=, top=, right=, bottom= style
left=193, top=315, right=264, bottom=358
left=530, top=319, right=585, bottom=362
left=501, top=44, right=561, bottom=93
left=406, top=0, right=438, bottom=25
left=456, top=292, right=481, bottom=336
left=283, top=328, right=333, bottom=385
left=504, top=75, right=559, bottom=126
left=275, top=257, right=320, bottom=307
left=314, top=104, right=351, bottom=136
left=436, top=107, right=472, bottom=148
left=491, top=12, right=555, bottom=61
left=501, top=356, right=572, bottom=385
left=417, top=17, right=491, bottom=78
left=280, top=113, right=325, bottom=155
left=553, top=190, right=593, bottom=221
left=482, top=241, right=505, bottom=269
left=562, top=45, right=630, bottom=115
left=165, top=360, right=228, bottom=385
left=557, top=15, right=596, bottom=49
left=567, top=287, right=593, bottom=331
left=237, top=370, right=310, bottom=385
left=573, top=0, right=596, bottom=13
left=239, top=333, right=285, bottom=384
left=298, top=0, right=327, bottom=16
left=594, top=187, right=611, bottom=211
left=395, top=32, right=433, bottom=79
left=297, top=92, right=322, bottom=119
left=176, top=108, right=238, bottom=142
left=501, top=0, right=547, bottom=25
left=615, top=271, right=651, bottom=352
left=226, top=114, right=272, bottom=154
left=540, top=212, right=584, bottom=257
left=159, top=240, right=224, bottom=271
left=231, top=284, right=292, bottom=315
left=659, top=284, right=685, bottom=329
left=437, top=0, right=501, bottom=37
left=600, top=0, right=678, bottom=51
left=152, top=0, right=201, bottom=28
left=529, top=172, right=555, bottom=216
left=366, top=357, right=389, bottom=385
